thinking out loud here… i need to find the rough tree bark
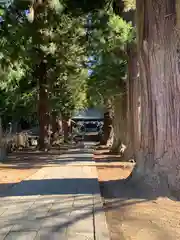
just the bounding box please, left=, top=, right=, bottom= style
left=0, top=117, right=6, bottom=161
left=132, top=0, right=180, bottom=198
left=51, top=111, right=61, bottom=143
left=110, top=96, right=122, bottom=152
left=101, top=111, right=112, bottom=145
left=62, top=116, right=69, bottom=143
left=52, top=111, right=57, bottom=136
left=110, top=93, right=127, bottom=154
left=99, top=99, right=112, bottom=145
left=37, top=61, right=50, bottom=150
left=30, top=0, right=51, bottom=151
left=52, top=111, right=61, bottom=134
left=122, top=44, right=140, bottom=160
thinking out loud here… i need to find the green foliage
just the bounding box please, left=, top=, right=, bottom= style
left=87, top=10, right=133, bottom=106
left=0, top=0, right=135, bottom=128
left=0, top=1, right=88, bottom=125
left=0, top=61, right=37, bottom=124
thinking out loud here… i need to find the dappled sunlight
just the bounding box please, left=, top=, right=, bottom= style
left=0, top=192, right=150, bottom=238
left=0, top=144, right=159, bottom=239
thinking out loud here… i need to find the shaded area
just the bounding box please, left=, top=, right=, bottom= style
left=96, top=158, right=180, bottom=240
left=100, top=178, right=157, bottom=200
left=0, top=177, right=174, bottom=239
left=93, top=146, right=128, bottom=162
left=98, top=177, right=180, bottom=240
left=0, top=178, right=100, bottom=197
left=98, top=169, right=180, bottom=201
left=0, top=142, right=110, bottom=239
left=0, top=177, right=179, bottom=201
left=0, top=145, right=128, bottom=171
left=0, top=194, right=150, bottom=240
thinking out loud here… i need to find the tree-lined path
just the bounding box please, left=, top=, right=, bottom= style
left=1, top=0, right=180, bottom=239
left=0, top=143, right=110, bottom=239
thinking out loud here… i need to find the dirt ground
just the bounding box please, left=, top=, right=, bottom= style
left=94, top=148, right=180, bottom=240
left=1, top=145, right=180, bottom=240
left=0, top=145, right=71, bottom=194
left=0, top=167, right=39, bottom=194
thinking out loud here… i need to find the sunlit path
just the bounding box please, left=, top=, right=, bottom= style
left=0, top=143, right=110, bottom=240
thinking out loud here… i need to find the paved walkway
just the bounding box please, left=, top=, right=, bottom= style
left=0, top=144, right=110, bottom=239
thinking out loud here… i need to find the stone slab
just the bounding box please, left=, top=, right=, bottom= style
left=0, top=143, right=110, bottom=240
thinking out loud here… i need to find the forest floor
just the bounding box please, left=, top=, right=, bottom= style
left=94, top=147, right=180, bottom=240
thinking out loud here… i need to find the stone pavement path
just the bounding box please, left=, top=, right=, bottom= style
left=0, top=143, right=110, bottom=240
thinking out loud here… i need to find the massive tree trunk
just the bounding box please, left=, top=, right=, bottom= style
left=51, top=111, right=61, bottom=142
left=0, top=117, right=6, bottom=161
left=52, top=111, right=57, bottom=136
left=132, top=0, right=180, bottom=197
left=37, top=61, right=50, bottom=150
left=62, top=116, right=69, bottom=143
left=110, top=93, right=127, bottom=154
left=51, top=112, right=61, bottom=134
left=110, top=97, right=121, bottom=152
left=123, top=44, right=140, bottom=160
left=99, top=99, right=112, bottom=145
left=101, top=111, right=112, bottom=145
